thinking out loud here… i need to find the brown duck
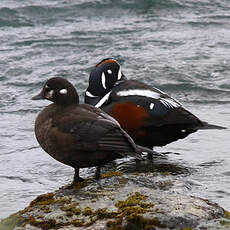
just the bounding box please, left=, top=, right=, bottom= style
left=32, top=77, right=155, bottom=186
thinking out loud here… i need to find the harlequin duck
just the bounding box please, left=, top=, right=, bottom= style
left=85, top=58, right=226, bottom=149
left=32, top=77, right=156, bottom=186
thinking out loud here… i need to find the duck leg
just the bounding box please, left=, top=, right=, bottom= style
left=95, top=166, right=101, bottom=180
left=73, top=167, right=84, bottom=183
left=64, top=167, right=84, bottom=189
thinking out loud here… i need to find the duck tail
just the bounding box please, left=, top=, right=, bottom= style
left=200, top=122, right=226, bottom=130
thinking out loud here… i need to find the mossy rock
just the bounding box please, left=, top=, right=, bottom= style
left=1, top=169, right=228, bottom=230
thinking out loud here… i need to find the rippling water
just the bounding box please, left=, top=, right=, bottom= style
left=0, top=0, right=230, bottom=218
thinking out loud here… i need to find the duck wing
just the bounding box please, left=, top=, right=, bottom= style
left=51, top=105, right=143, bottom=159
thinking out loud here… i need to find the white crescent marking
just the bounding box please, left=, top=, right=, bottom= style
left=101, top=72, right=106, bottom=89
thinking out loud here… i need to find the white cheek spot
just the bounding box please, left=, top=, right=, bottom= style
left=101, top=72, right=106, bottom=89
left=46, top=90, right=54, bottom=99
left=107, top=69, right=112, bottom=74
left=150, top=103, right=154, bottom=110
left=59, top=88, right=67, bottom=95
left=181, top=129, right=186, bottom=133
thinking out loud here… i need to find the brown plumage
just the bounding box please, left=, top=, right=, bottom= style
left=32, top=77, right=154, bottom=187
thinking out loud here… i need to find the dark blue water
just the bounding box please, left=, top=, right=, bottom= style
left=0, top=0, right=230, bottom=218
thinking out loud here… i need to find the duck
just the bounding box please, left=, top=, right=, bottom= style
left=85, top=58, right=226, bottom=149
left=32, top=77, right=155, bottom=186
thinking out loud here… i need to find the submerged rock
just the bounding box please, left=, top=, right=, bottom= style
left=1, top=157, right=230, bottom=230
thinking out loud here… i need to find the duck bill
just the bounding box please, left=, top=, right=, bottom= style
left=32, top=92, right=43, bottom=100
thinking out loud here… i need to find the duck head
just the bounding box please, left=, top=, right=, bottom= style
left=85, top=58, right=126, bottom=105
left=32, top=77, right=79, bottom=106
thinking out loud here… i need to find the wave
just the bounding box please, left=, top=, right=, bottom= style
left=0, top=0, right=229, bottom=28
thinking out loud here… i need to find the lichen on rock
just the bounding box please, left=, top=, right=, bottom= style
left=1, top=160, right=229, bottom=230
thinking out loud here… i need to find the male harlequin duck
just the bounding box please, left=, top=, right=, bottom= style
left=85, top=58, right=226, bottom=149
left=32, top=77, right=155, bottom=186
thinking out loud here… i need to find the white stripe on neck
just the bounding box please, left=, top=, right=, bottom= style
left=95, top=91, right=111, bottom=108
left=85, top=91, right=98, bottom=98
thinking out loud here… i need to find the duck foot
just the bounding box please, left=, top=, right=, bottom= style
left=63, top=167, right=85, bottom=189
left=63, top=176, right=84, bottom=189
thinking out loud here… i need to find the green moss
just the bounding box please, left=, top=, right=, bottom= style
left=66, top=211, right=73, bottom=217
left=28, top=216, right=59, bottom=230
left=0, top=191, right=159, bottom=230
left=73, top=180, right=88, bottom=190
left=115, top=192, right=153, bottom=210
left=41, top=205, right=52, bottom=213
left=82, top=207, right=93, bottom=216
left=126, top=214, right=166, bottom=229
left=106, top=214, right=166, bottom=230
left=105, top=192, right=160, bottom=229
left=120, top=206, right=147, bottom=216
left=61, top=202, right=81, bottom=216
left=101, top=171, right=123, bottom=179
left=71, top=219, right=84, bottom=227
left=95, top=208, right=119, bottom=219
left=224, top=210, right=230, bottom=219
left=106, top=218, right=122, bottom=230
left=29, top=193, right=55, bottom=207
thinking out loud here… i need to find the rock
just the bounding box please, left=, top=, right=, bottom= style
left=1, top=157, right=230, bottom=230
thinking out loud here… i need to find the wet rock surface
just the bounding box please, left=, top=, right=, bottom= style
left=1, top=157, right=230, bottom=230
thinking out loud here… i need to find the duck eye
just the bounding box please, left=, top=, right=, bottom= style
left=107, top=69, right=112, bottom=74
left=59, top=89, right=68, bottom=95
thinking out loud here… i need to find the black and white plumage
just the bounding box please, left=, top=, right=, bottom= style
left=85, top=58, right=226, bottom=148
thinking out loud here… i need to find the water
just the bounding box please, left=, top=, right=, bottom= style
left=0, top=0, right=230, bottom=219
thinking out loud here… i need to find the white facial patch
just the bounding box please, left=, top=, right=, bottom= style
left=107, top=69, right=112, bottom=74
left=46, top=90, right=54, bottom=99
left=59, top=88, right=67, bottom=95
left=101, top=72, right=106, bottom=89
